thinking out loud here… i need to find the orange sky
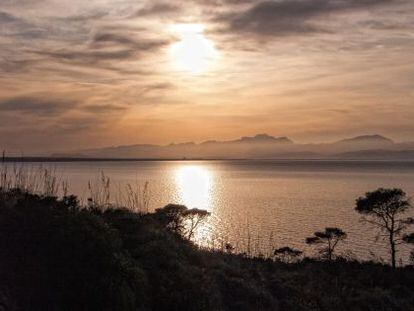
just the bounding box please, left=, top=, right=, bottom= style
left=0, top=0, right=413, bottom=153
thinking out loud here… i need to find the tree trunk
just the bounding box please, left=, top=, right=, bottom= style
left=389, top=220, right=396, bottom=268
left=328, top=240, right=332, bottom=261
left=390, top=234, right=396, bottom=268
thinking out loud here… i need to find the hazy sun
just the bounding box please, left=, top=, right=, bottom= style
left=170, top=24, right=218, bottom=75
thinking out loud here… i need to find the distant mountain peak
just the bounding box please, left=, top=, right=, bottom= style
left=240, top=134, right=293, bottom=144
left=337, top=134, right=394, bottom=144
left=69, top=133, right=411, bottom=160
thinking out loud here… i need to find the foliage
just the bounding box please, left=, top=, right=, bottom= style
left=2, top=189, right=414, bottom=310
left=225, top=243, right=235, bottom=253
left=154, top=204, right=210, bottom=239
left=154, top=203, right=188, bottom=234
left=184, top=208, right=211, bottom=239
left=0, top=189, right=145, bottom=311
left=355, top=188, right=412, bottom=268
left=306, top=227, right=347, bottom=261
left=274, top=246, right=303, bottom=263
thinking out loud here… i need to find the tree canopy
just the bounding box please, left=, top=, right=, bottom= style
left=154, top=204, right=210, bottom=239
left=306, top=227, right=347, bottom=261
left=355, top=188, right=412, bottom=268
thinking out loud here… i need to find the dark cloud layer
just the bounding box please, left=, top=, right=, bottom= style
left=215, top=0, right=397, bottom=36
left=0, top=97, right=77, bottom=116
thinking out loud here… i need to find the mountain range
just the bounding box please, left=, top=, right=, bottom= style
left=56, top=134, right=414, bottom=160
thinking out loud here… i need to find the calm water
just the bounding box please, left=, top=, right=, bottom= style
left=6, top=160, right=414, bottom=262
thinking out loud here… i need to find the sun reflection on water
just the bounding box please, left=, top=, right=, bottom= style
left=175, top=165, right=213, bottom=211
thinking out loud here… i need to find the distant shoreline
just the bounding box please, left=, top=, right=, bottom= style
left=1, top=157, right=217, bottom=162
left=2, top=157, right=414, bottom=163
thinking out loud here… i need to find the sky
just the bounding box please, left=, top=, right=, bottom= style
left=0, top=0, right=413, bottom=154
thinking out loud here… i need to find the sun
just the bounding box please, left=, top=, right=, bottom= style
left=170, top=24, right=218, bottom=75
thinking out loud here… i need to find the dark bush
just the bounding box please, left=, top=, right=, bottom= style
left=0, top=190, right=146, bottom=311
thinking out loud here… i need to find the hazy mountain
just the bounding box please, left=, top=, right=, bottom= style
left=238, top=134, right=293, bottom=144
left=336, top=134, right=394, bottom=144
left=334, top=149, right=414, bottom=160
left=72, top=134, right=294, bottom=159
left=58, top=134, right=414, bottom=160
left=333, top=135, right=395, bottom=151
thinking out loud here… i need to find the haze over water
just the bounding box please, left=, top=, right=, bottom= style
left=7, top=159, right=414, bottom=262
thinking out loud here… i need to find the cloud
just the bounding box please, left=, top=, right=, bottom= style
left=56, top=11, right=108, bottom=23
left=0, top=10, right=44, bottom=38
left=33, top=33, right=169, bottom=66
left=214, top=0, right=398, bottom=37
left=0, top=58, right=35, bottom=73
left=91, top=32, right=169, bottom=51
left=198, top=0, right=254, bottom=6
left=133, top=3, right=181, bottom=17
left=49, top=123, right=91, bottom=135
left=0, top=11, right=19, bottom=23
left=0, top=10, right=36, bottom=29
left=329, top=108, right=351, bottom=114
left=37, top=49, right=135, bottom=63
left=83, top=104, right=128, bottom=113
left=0, top=96, right=77, bottom=116
left=142, top=82, right=175, bottom=92
left=0, top=0, right=41, bottom=5
left=31, top=27, right=169, bottom=67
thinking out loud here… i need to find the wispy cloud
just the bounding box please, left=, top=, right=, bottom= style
left=132, top=2, right=181, bottom=17
left=83, top=103, right=128, bottom=113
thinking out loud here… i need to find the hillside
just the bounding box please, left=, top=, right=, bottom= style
left=1, top=189, right=414, bottom=310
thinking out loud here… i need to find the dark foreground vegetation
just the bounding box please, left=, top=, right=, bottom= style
left=1, top=189, right=414, bottom=311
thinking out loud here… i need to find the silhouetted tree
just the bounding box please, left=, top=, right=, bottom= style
left=183, top=208, right=210, bottom=240
left=274, top=246, right=302, bottom=263
left=225, top=243, right=235, bottom=253
left=155, top=204, right=188, bottom=235
left=306, top=227, right=347, bottom=261
left=355, top=188, right=412, bottom=268
left=154, top=204, right=210, bottom=239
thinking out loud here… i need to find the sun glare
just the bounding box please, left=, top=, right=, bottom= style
left=170, top=24, right=218, bottom=75
left=175, top=165, right=212, bottom=210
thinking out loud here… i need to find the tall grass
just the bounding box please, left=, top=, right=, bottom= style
left=0, top=161, right=151, bottom=214
left=0, top=163, right=60, bottom=196
left=86, top=172, right=150, bottom=213
left=124, top=181, right=150, bottom=213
